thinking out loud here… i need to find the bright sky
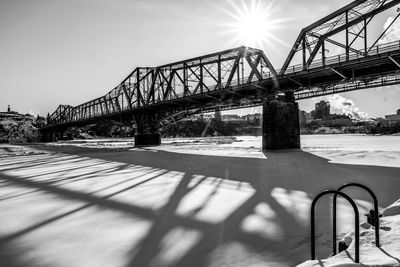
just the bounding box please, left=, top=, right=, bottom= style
left=0, top=0, right=399, bottom=118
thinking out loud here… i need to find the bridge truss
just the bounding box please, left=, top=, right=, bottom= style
left=46, top=0, right=400, bottom=130
left=48, top=47, right=279, bottom=128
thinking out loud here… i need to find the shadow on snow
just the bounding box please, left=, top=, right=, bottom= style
left=0, top=144, right=399, bottom=267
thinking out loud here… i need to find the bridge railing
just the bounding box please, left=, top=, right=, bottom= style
left=279, top=40, right=400, bottom=75
left=259, top=40, right=400, bottom=78
left=294, top=70, right=400, bottom=100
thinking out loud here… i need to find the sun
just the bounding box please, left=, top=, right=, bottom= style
left=216, top=0, right=288, bottom=49
left=233, top=2, right=271, bottom=46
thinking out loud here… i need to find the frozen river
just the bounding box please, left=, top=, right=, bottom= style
left=159, top=134, right=400, bottom=168
left=302, top=134, right=400, bottom=167
left=1, top=134, right=399, bottom=267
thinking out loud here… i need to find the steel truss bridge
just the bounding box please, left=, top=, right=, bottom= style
left=45, top=0, right=400, bottom=132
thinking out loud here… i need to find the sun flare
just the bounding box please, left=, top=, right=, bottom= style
left=218, top=0, right=288, bottom=49
left=234, top=3, right=271, bottom=45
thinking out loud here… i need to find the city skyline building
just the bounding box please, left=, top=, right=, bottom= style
left=314, top=100, right=330, bottom=120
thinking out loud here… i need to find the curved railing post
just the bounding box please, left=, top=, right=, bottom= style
left=333, top=182, right=379, bottom=255
left=311, top=190, right=359, bottom=263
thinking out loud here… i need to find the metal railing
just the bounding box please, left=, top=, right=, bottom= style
left=283, top=40, right=400, bottom=75
left=311, top=183, right=382, bottom=263
left=311, top=190, right=360, bottom=263
left=333, top=183, right=380, bottom=253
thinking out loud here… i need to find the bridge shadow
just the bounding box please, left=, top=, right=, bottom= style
left=0, top=144, right=399, bottom=266
left=73, top=146, right=400, bottom=207
left=0, top=240, right=39, bottom=267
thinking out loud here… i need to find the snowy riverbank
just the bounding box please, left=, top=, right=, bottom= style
left=0, top=135, right=399, bottom=267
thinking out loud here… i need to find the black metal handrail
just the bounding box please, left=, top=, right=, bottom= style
left=311, top=190, right=360, bottom=263
left=333, top=183, right=380, bottom=255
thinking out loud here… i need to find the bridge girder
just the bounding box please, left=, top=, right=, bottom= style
left=48, top=104, right=74, bottom=124
left=280, top=0, right=400, bottom=75
left=46, top=47, right=278, bottom=127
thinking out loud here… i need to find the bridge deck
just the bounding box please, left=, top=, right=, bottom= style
left=44, top=41, right=400, bottom=130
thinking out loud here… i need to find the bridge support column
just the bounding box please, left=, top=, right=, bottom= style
left=40, top=129, right=58, bottom=142
left=134, top=111, right=161, bottom=147
left=134, top=133, right=161, bottom=147
left=262, top=94, right=300, bottom=150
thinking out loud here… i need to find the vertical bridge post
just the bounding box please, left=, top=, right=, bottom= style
left=262, top=92, right=300, bottom=150
left=134, top=111, right=161, bottom=147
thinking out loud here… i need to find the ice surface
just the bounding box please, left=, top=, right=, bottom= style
left=0, top=135, right=399, bottom=267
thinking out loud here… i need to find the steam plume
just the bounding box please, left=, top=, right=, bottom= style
left=378, top=16, right=400, bottom=44
left=324, top=94, right=369, bottom=121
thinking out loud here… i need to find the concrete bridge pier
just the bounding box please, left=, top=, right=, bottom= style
left=134, top=132, right=161, bottom=147
left=40, top=129, right=61, bottom=142
left=134, top=111, right=161, bottom=147
left=262, top=93, right=300, bottom=150
left=41, top=130, right=52, bottom=142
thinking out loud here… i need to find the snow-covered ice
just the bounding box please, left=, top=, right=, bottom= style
left=0, top=135, right=399, bottom=267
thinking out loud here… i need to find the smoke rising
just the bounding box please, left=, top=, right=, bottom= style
left=378, top=16, right=400, bottom=44
left=325, top=94, right=369, bottom=121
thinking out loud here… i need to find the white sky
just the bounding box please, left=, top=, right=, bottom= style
left=0, top=0, right=399, bottom=118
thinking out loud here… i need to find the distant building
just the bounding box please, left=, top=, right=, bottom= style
left=304, top=112, right=313, bottom=123
left=326, top=116, right=352, bottom=126
left=314, top=100, right=330, bottom=119
left=299, top=110, right=307, bottom=126
left=382, top=108, right=400, bottom=125
left=310, top=110, right=315, bottom=120
left=372, top=118, right=383, bottom=124
left=189, top=113, right=221, bottom=121
left=222, top=114, right=240, bottom=120
left=385, top=112, right=400, bottom=126
left=243, top=113, right=261, bottom=126
left=23, top=114, right=35, bottom=123
left=0, top=105, right=35, bottom=122
left=222, top=114, right=246, bottom=123
left=299, top=110, right=319, bottom=125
